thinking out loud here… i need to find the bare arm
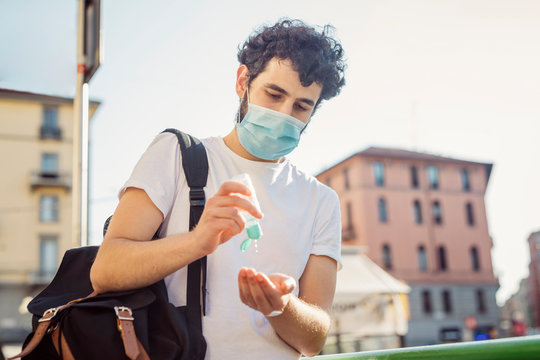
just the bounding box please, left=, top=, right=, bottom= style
left=91, top=182, right=262, bottom=293
left=238, top=254, right=337, bottom=357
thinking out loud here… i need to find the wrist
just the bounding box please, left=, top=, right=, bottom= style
left=266, top=294, right=292, bottom=318
left=185, top=229, right=211, bottom=259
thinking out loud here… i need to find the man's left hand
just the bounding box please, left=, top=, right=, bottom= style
left=238, top=267, right=296, bottom=316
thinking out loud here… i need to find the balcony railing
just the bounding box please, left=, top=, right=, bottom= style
left=40, top=126, right=62, bottom=140
left=30, top=171, right=71, bottom=191
left=26, top=270, right=55, bottom=285
left=342, top=227, right=356, bottom=241
left=309, top=335, right=540, bottom=359
left=0, top=269, right=54, bottom=285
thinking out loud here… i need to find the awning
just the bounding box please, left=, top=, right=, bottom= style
left=336, top=247, right=410, bottom=295
left=330, top=247, right=410, bottom=338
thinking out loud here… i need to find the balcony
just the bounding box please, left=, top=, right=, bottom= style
left=26, top=270, right=54, bottom=285
left=30, top=171, right=71, bottom=191
left=310, top=335, right=540, bottom=359
left=342, top=227, right=356, bottom=241
left=40, top=125, right=62, bottom=140
left=0, top=269, right=53, bottom=285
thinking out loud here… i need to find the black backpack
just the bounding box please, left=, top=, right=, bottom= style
left=11, top=129, right=208, bottom=360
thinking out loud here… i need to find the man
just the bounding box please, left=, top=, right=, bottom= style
left=91, top=19, right=346, bottom=359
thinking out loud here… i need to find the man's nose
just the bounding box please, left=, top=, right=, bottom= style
left=276, top=101, right=295, bottom=116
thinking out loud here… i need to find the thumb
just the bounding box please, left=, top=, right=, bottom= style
left=280, top=277, right=296, bottom=293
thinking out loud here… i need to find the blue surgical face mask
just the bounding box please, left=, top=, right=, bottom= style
left=236, top=91, right=307, bottom=161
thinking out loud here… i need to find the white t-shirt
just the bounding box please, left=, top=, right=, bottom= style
left=120, top=132, right=342, bottom=360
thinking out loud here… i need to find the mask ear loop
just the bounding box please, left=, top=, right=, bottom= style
left=237, top=85, right=250, bottom=124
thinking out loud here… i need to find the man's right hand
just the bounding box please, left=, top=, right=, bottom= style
left=192, top=180, right=263, bottom=256
left=91, top=181, right=262, bottom=293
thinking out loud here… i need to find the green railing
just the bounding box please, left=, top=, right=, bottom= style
left=310, top=335, right=540, bottom=359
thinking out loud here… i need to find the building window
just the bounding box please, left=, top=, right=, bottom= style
left=471, top=246, right=480, bottom=271
left=343, top=168, right=350, bottom=190
left=413, top=200, right=423, bottom=224
left=432, top=201, right=443, bottom=225
left=466, top=202, right=475, bottom=226
left=43, top=107, right=58, bottom=128
left=422, top=290, right=432, bottom=314
left=427, top=166, right=439, bottom=189
left=40, top=235, right=58, bottom=277
left=476, top=289, right=487, bottom=314
left=373, top=162, right=385, bottom=187
left=41, top=153, right=59, bottom=175
left=440, top=327, right=461, bottom=343
left=40, top=195, right=58, bottom=222
left=382, top=244, right=392, bottom=270
left=437, top=246, right=447, bottom=271
left=418, top=245, right=427, bottom=271
left=461, top=169, right=471, bottom=192
left=378, top=197, right=388, bottom=223
left=411, top=166, right=419, bottom=188
left=346, top=202, right=353, bottom=231
left=41, top=106, right=61, bottom=139
left=442, top=290, right=453, bottom=314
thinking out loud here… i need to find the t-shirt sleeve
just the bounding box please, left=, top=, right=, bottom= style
left=311, top=187, right=343, bottom=270
left=119, top=132, right=181, bottom=218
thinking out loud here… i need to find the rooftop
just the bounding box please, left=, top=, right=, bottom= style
left=359, top=146, right=491, bottom=166
left=316, top=146, right=493, bottom=179
left=0, top=88, right=101, bottom=106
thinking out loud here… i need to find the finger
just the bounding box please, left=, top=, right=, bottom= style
left=268, top=273, right=296, bottom=294
left=280, top=278, right=296, bottom=293
left=238, top=268, right=256, bottom=307
left=207, top=194, right=263, bottom=219
left=247, top=270, right=274, bottom=313
left=206, top=207, right=246, bottom=230
left=216, top=219, right=244, bottom=243
left=215, top=181, right=251, bottom=197
left=255, top=273, right=289, bottom=311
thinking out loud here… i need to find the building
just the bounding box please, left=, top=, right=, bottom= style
left=0, top=88, right=99, bottom=342
left=527, top=230, right=540, bottom=328
left=316, top=146, right=499, bottom=346
left=500, top=278, right=532, bottom=337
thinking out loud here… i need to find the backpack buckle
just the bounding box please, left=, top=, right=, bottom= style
left=39, top=307, right=58, bottom=322
left=189, top=188, right=205, bottom=206
left=114, top=306, right=134, bottom=321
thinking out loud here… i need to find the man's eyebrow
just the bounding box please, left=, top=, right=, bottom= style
left=264, top=83, right=315, bottom=107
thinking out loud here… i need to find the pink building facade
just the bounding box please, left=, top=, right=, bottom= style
left=317, top=147, right=499, bottom=346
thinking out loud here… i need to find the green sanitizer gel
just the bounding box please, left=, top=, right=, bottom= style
left=230, top=173, right=263, bottom=252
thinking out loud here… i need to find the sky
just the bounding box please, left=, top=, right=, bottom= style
left=2, top=0, right=539, bottom=305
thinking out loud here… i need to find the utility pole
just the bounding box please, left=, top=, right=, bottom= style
left=73, top=0, right=101, bottom=248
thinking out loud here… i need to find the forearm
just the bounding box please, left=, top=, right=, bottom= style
left=268, top=295, right=331, bottom=357
left=90, top=232, right=205, bottom=293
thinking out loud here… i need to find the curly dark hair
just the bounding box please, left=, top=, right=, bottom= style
left=237, top=19, right=346, bottom=111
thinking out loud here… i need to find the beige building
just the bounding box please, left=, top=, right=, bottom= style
left=500, top=278, right=532, bottom=337
left=527, top=230, right=540, bottom=328
left=317, top=147, right=499, bottom=346
left=0, top=88, right=99, bottom=342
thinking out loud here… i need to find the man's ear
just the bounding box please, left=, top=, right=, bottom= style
left=235, top=65, right=249, bottom=98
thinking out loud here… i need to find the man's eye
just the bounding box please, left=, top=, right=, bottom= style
left=295, top=103, right=307, bottom=111
left=267, top=92, right=281, bottom=99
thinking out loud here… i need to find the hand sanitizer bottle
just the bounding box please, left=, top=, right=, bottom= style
left=229, top=173, right=263, bottom=252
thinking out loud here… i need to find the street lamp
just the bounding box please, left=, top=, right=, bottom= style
left=73, top=0, right=101, bottom=247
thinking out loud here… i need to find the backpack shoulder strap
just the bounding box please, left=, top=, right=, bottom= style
left=161, top=128, right=208, bottom=228
left=161, top=129, right=209, bottom=319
